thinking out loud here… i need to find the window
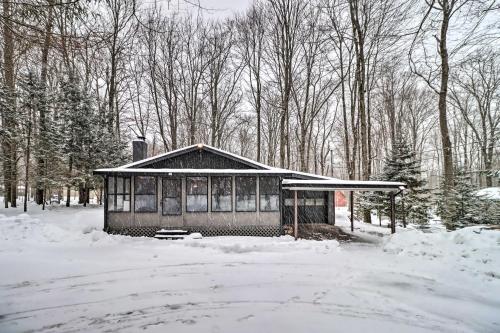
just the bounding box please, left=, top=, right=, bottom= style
left=260, top=177, right=280, bottom=211
left=211, top=176, right=232, bottom=212
left=134, top=176, right=157, bottom=212
left=107, top=176, right=131, bottom=212
left=236, top=176, right=256, bottom=212
left=186, top=177, right=208, bottom=212
left=162, top=178, right=181, bottom=215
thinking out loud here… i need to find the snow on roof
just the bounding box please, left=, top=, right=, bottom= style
left=475, top=187, right=500, bottom=201
left=117, top=143, right=274, bottom=170
left=96, top=168, right=290, bottom=174
left=93, top=167, right=336, bottom=181
left=282, top=178, right=406, bottom=191
left=282, top=179, right=405, bottom=186
left=98, top=143, right=337, bottom=181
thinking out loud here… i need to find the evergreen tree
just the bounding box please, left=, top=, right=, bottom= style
left=58, top=74, right=90, bottom=205
left=437, top=170, right=495, bottom=229
left=383, top=139, right=431, bottom=225
left=18, top=71, right=42, bottom=210
left=359, top=138, right=431, bottom=226
left=56, top=73, right=128, bottom=206
left=356, top=174, right=386, bottom=225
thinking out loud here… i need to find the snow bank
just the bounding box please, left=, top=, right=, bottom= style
left=0, top=206, right=339, bottom=255
left=383, top=227, right=500, bottom=280
left=181, top=236, right=339, bottom=254
left=1, top=205, right=500, bottom=333
left=476, top=187, right=500, bottom=201
left=0, top=207, right=116, bottom=246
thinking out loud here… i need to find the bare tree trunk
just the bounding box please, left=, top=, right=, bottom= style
left=349, top=0, right=369, bottom=181
left=2, top=0, right=16, bottom=208
left=66, top=156, right=72, bottom=207
left=23, top=107, right=32, bottom=212
left=36, top=0, right=54, bottom=205
left=270, top=0, right=303, bottom=169
left=438, top=3, right=454, bottom=193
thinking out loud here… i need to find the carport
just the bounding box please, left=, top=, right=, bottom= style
left=282, top=179, right=407, bottom=239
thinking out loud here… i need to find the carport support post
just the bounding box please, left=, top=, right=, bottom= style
left=332, top=191, right=336, bottom=225
left=294, top=190, right=298, bottom=240
left=390, top=192, right=396, bottom=234
left=349, top=191, right=354, bottom=232
left=401, top=191, right=406, bottom=228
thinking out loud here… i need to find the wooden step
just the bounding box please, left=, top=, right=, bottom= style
left=154, top=229, right=190, bottom=240
left=155, top=229, right=189, bottom=235
left=154, top=234, right=186, bottom=240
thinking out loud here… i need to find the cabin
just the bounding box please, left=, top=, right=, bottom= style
left=94, top=138, right=405, bottom=237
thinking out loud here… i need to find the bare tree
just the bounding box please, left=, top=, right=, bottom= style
left=237, top=2, right=266, bottom=162
left=205, top=20, right=244, bottom=148
left=2, top=0, right=17, bottom=207
left=292, top=3, right=339, bottom=172
left=409, top=0, right=496, bottom=196
left=102, top=0, right=135, bottom=139
left=268, top=0, right=305, bottom=168
left=179, top=15, right=209, bottom=145
left=348, top=0, right=370, bottom=182
left=450, top=50, right=500, bottom=186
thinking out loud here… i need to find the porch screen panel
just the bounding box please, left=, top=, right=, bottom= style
left=186, top=177, right=208, bottom=212
left=211, top=176, right=232, bottom=212
left=162, top=178, right=181, bottom=215
left=236, top=176, right=256, bottom=211
left=134, top=176, right=157, bottom=212
left=107, top=176, right=115, bottom=211
left=259, top=177, right=280, bottom=211
left=107, top=176, right=130, bottom=212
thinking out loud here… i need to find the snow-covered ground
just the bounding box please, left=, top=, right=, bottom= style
left=0, top=204, right=499, bottom=333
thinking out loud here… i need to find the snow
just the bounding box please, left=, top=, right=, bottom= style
left=476, top=187, right=500, bottom=201
left=96, top=143, right=333, bottom=181
left=282, top=179, right=406, bottom=191
left=117, top=143, right=274, bottom=171
left=1, top=205, right=500, bottom=332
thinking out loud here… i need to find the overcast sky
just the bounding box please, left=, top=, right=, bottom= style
left=161, top=0, right=253, bottom=18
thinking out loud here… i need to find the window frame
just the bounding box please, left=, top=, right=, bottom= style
left=186, top=176, right=208, bottom=213
left=235, top=176, right=257, bottom=212
left=134, top=176, right=157, bottom=213
left=107, top=176, right=131, bottom=212
left=162, top=177, right=182, bottom=216
left=211, top=176, right=233, bottom=212
left=259, top=177, right=280, bottom=212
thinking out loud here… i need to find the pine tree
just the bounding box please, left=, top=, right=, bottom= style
left=356, top=174, right=387, bottom=225
left=437, top=170, right=495, bottom=229
left=56, top=73, right=128, bottom=206
left=18, top=71, right=42, bottom=210
left=359, top=138, right=431, bottom=226
left=383, top=139, right=431, bottom=225
left=58, top=74, right=88, bottom=206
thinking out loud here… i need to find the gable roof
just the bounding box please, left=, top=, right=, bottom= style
left=119, top=143, right=272, bottom=170
left=93, top=143, right=407, bottom=190
left=94, top=143, right=332, bottom=180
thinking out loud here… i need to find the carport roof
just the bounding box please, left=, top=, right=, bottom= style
left=282, top=179, right=406, bottom=192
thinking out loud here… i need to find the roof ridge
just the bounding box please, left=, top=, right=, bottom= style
left=118, top=143, right=274, bottom=170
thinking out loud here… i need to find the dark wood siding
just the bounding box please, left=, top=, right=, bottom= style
left=139, top=149, right=264, bottom=170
